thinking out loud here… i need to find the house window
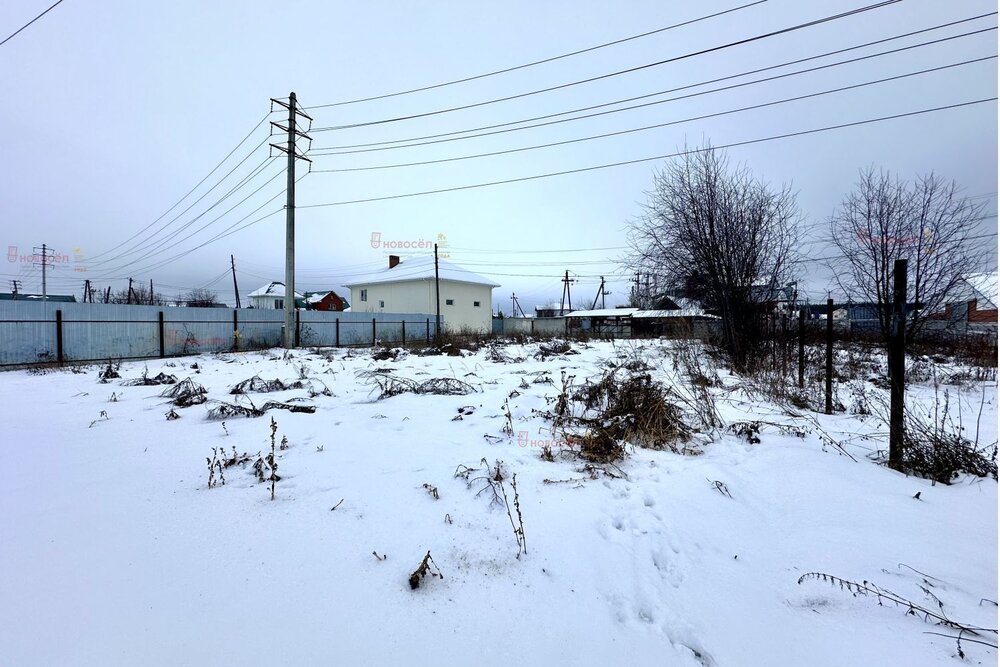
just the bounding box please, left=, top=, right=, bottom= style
left=446, top=299, right=454, bottom=306
left=275, top=299, right=283, bottom=309
left=360, top=289, right=367, bottom=302
left=379, top=300, right=385, bottom=308
left=474, top=301, right=481, bottom=307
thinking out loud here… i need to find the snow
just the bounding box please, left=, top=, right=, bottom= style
left=567, top=308, right=638, bottom=317
left=343, top=255, right=501, bottom=288
left=247, top=281, right=302, bottom=299
left=0, top=340, right=995, bottom=666
left=966, top=272, right=998, bottom=310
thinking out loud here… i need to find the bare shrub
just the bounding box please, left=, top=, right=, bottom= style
left=160, top=378, right=207, bottom=407
left=408, top=551, right=444, bottom=590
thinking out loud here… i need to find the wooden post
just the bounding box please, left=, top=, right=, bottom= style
left=295, top=310, right=301, bottom=347
left=232, top=310, right=239, bottom=351
left=335, top=319, right=340, bottom=347
left=56, top=309, right=64, bottom=364
left=797, top=308, right=805, bottom=389
left=825, top=297, right=834, bottom=415
left=401, top=320, right=406, bottom=345
left=888, top=259, right=907, bottom=468
left=158, top=311, right=165, bottom=358
left=372, top=318, right=377, bottom=345
left=426, top=318, right=430, bottom=343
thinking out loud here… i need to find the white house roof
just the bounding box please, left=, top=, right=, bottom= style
left=343, top=255, right=500, bottom=288
left=966, top=272, right=998, bottom=309
left=306, top=292, right=331, bottom=304
left=248, top=281, right=303, bottom=299
left=633, top=309, right=720, bottom=319
left=567, top=308, right=638, bottom=318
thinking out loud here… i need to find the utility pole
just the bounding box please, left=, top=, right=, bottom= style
left=632, top=272, right=641, bottom=307
left=149, top=278, right=154, bottom=305
left=127, top=277, right=134, bottom=305
left=590, top=276, right=608, bottom=310
left=270, top=92, right=313, bottom=348
left=434, top=242, right=441, bottom=342
left=231, top=254, right=241, bottom=308
left=33, top=243, right=51, bottom=301
left=511, top=293, right=516, bottom=318
left=83, top=279, right=90, bottom=303
left=11, top=279, right=21, bottom=297
left=104, top=286, right=111, bottom=304
left=888, top=259, right=907, bottom=469
left=560, top=270, right=575, bottom=315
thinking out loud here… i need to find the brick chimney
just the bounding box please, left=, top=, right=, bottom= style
left=388, top=255, right=400, bottom=269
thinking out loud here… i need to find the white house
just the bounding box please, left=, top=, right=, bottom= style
left=343, top=255, right=500, bottom=333
left=248, top=281, right=302, bottom=310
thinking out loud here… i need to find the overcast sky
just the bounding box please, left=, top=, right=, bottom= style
left=1, top=0, right=996, bottom=311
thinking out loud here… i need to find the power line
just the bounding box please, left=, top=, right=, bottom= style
left=310, top=0, right=901, bottom=131
left=86, top=148, right=276, bottom=269
left=312, top=55, right=996, bottom=173
left=86, top=113, right=275, bottom=263
left=298, top=98, right=998, bottom=209
left=311, top=25, right=997, bottom=155
left=0, top=0, right=66, bottom=47
left=303, top=1, right=766, bottom=109
left=90, top=165, right=286, bottom=279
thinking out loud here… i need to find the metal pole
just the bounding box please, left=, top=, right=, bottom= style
left=42, top=243, right=48, bottom=301
left=401, top=319, right=406, bottom=345
left=283, top=91, right=297, bottom=349
left=889, top=259, right=907, bottom=468
left=825, top=297, right=834, bottom=415
left=798, top=308, right=805, bottom=389
left=158, top=311, right=165, bottom=358
left=55, top=309, right=63, bottom=364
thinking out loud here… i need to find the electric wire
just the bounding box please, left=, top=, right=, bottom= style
left=309, top=1, right=901, bottom=132
left=303, top=1, right=767, bottom=109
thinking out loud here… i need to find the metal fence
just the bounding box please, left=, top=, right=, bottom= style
left=0, top=301, right=438, bottom=367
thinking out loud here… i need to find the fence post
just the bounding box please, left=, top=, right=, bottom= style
left=56, top=309, right=64, bottom=364
left=798, top=308, right=805, bottom=389
left=825, top=297, right=834, bottom=415
left=158, top=311, right=165, bottom=359
left=233, top=309, right=239, bottom=352
left=335, top=319, right=340, bottom=347
left=426, top=318, right=430, bottom=343
left=295, top=311, right=301, bottom=347
left=401, top=320, right=406, bottom=345
left=888, top=259, right=907, bottom=469
left=372, top=318, right=377, bottom=345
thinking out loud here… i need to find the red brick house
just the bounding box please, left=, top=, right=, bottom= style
left=304, top=290, right=349, bottom=312
left=928, top=273, right=997, bottom=330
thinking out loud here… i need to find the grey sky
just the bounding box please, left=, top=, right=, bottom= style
left=1, top=0, right=996, bottom=310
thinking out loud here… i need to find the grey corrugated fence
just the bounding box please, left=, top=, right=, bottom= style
left=0, top=301, right=438, bottom=366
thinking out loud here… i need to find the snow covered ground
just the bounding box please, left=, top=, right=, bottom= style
left=1, top=339, right=995, bottom=666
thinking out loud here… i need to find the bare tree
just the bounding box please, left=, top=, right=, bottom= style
left=830, top=168, right=989, bottom=343
left=182, top=288, right=222, bottom=308
left=627, top=146, right=800, bottom=369
left=107, top=282, right=166, bottom=305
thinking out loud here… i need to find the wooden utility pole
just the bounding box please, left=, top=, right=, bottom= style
left=825, top=297, right=834, bottom=415
left=149, top=279, right=154, bottom=305
left=434, top=243, right=441, bottom=342
left=590, top=276, right=608, bottom=310
left=231, top=254, right=241, bottom=308
left=511, top=293, right=516, bottom=318
left=127, top=277, right=134, bottom=305
left=888, top=259, right=907, bottom=468
left=269, top=92, right=313, bottom=348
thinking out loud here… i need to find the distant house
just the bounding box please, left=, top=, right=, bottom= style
left=248, top=282, right=302, bottom=310
left=344, top=254, right=499, bottom=333
left=303, top=290, right=349, bottom=312
left=566, top=308, right=637, bottom=336
left=0, top=292, right=76, bottom=303
left=928, top=272, right=998, bottom=332
left=535, top=303, right=569, bottom=318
